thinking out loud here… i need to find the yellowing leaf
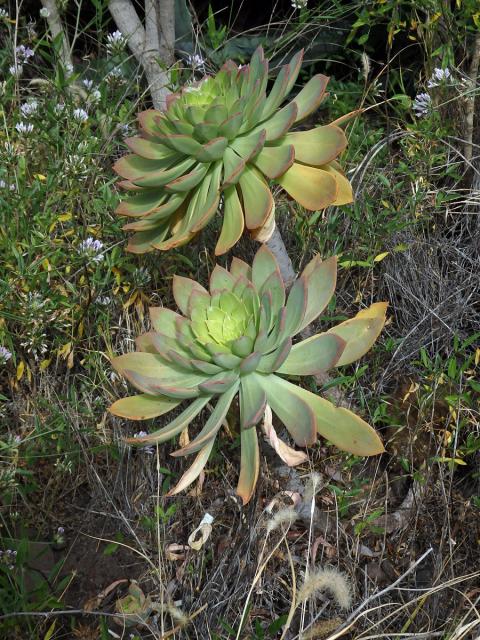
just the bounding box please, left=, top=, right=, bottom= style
left=40, top=359, right=51, bottom=371
left=58, top=342, right=72, bottom=358
left=16, top=360, right=25, bottom=381
left=374, top=251, right=389, bottom=262
left=58, top=213, right=72, bottom=222
left=34, top=173, right=47, bottom=181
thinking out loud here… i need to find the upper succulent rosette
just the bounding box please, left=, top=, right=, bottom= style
left=109, top=246, right=386, bottom=504
left=114, top=47, right=353, bottom=255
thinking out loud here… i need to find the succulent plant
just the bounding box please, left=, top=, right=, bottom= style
left=113, top=47, right=353, bottom=255
left=109, top=246, right=386, bottom=504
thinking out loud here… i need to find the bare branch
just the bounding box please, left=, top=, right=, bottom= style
left=40, top=0, right=73, bottom=73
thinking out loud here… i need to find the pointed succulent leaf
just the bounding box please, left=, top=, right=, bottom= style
left=222, top=147, right=245, bottom=186
left=109, top=394, right=181, bottom=420
left=116, top=190, right=167, bottom=218
left=238, top=165, right=274, bottom=230
left=231, top=335, right=254, bottom=358
left=167, top=439, right=215, bottom=497
left=236, top=427, right=260, bottom=505
left=276, top=163, right=338, bottom=211
left=252, top=143, right=295, bottom=179
left=125, top=136, right=177, bottom=160
left=198, top=370, right=239, bottom=394
left=277, top=333, right=346, bottom=375
left=252, top=244, right=279, bottom=291
left=124, top=397, right=208, bottom=446
left=149, top=307, right=185, bottom=338
left=257, top=337, right=292, bottom=373
left=230, top=257, right=252, bottom=280
left=284, top=276, right=308, bottom=338
left=210, top=265, right=236, bottom=293
left=319, top=163, right=354, bottom=205
left=285, top=125, right=347, bottom=165
left=285, top=380, right=384, bottom=455
left=328, top=302, right=388, bottom=366
left=297, top=255, right=337, bottom=332
left=172, top=275, right=209, bottom=316
left=240, top=373, right=267, bottom=429
left=215, top=185, right=244, bottom=256
left=171, top=382, right=239, bottom=457
left=292, top=74, right=330, bottom=122
left=257, top=374, right=317, bottom=446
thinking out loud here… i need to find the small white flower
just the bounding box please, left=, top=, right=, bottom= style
left=64, top=62, right=74, bottom=74
left=291, top=0, right=307, bottom=8
left=73, top=108, right=88, bottom=122
left=186, top=53, right=206, bottom=69
left=15, top=121, right=34, bottom=134
left=20, top=99, right=39, bottom=117
left=412, top=92, right=432, bottom=117
left=0, top=346, right=12, bottom=363
left=79, top=237, right=105, bottom=262
left=54, top=102, right=65, bottom=114
left=82, top=78, right=94, bottom=90
left=40, top=7, right=50, bottom=17
left=16, top=45, right=34, bottom=62
left=9, top=64, right=23, bottom=77
left=427, top=67, right=453, bottom=88
left=96, top=295, right=111, bottom=306
left=0, top=9, right=9, bottom=19
left=106, top=30, right=127, bottom=55
left=88, top=89, right=101, bottom=104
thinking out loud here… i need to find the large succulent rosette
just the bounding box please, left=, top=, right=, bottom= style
left=109, top=246, right=386, bottom=504
left=114, top=47, right=353, bottom=255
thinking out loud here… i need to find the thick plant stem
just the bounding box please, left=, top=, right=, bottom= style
left=464, top=32, right=480, bottom=166
left=40, top=0, right=73, bottom=73
left=265, top=225, right=296, bottom=288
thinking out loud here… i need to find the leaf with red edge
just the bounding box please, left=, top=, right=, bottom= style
left=285, top=125, right=347, bottom=166
left=238, top=165, right=274, bottom=230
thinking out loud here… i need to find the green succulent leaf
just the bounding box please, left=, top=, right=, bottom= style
left=237, top=427, right=260, bottom=505
left=277, top=333, right=346, bottom=375
left=110, top=394, right=181, bottom=420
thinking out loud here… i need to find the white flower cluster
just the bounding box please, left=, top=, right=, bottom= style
left=106, top=30, right=127, bottom=55
left=20, top=99, right=38, bottom=117
left=412, top=92, right=431, bottom=117
left=73, top=107, right=88, bottom=122
left=40, top=7, right=50, bottom=18
left=15, top=121, right=34, bottom=134
left=79, top=237, right=104, bottom=262
left=186, top=53, right=206, bottom=70
left=413, top=66, right=455, bottom=118
left=291, top=0, right=308, bottom=8
left=0, top=8, right=9, bottom=20
left=427, top=67, right=453, bottom=88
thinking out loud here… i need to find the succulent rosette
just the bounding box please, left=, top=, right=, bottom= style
left=109, top=246, right=386, bottom=504
left=113, top=47, right=353, bottom=255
